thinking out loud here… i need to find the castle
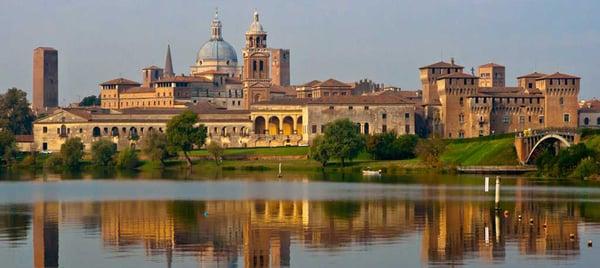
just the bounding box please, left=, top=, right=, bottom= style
left=30, top=10, right=580, bottom=152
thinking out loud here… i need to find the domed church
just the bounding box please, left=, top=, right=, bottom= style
left=190, top=10, right=241, bottom=78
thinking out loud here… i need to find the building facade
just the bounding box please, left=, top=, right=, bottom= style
left=33, top=47, right=59, bottom=112
left=421, top=59, right=580, bottom=138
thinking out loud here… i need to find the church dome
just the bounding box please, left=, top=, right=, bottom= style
left=197, top=39, right=238, bottom=63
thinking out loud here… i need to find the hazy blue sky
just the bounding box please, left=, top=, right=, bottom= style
left=1, top=0, right=599, bottom=104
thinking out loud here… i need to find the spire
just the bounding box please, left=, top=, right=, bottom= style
left=164, top=45, right=174, bottom=77
left=210, top=8, right=223, bottom=40
left=247, top=10, right=265, bottom=34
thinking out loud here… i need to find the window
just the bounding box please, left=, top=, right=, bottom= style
left=382, top=125, right=387, bottom=133
left=459, top=113, right=465, bottom=124
left=539, top=116, right=544, bottom=124
left=364, top=106, right=369, bottom=110
left=328, top=106, right=334, bottom=110
left=404, top=125, right=410, bottom=134
left=519, top=116, right=525, bottom=123
left=564, top=114, right=570, bottom=122
left=459, top=97, right=464, bottom=106
left=503, top=115, right=510, bottom=124
left=43, top=127, right=48, bottom=133
left=312, top=125, right=317, bottom=133
left=405, top=113, right=410, bottom=119
left=559, top=97, right=564, bottom=105
left=382, top=113, right=387, bottom=119
left=597, top=117, right=600, bottom=125
left=348, top=106, right=353, bottom=110
left=584, top=117, right=590, bottom=125
left=528, top=83, right=533, bottom=89
left=42, top=143, right=48, bottom=151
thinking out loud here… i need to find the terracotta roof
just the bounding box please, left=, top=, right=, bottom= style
left=437, top=72, right=478, bottom=79
left=580, top=100, right=600, bottom=113
left=302, top=80, right=321, bottom=87
left=187, top=102, right=250, bottom=114
left=517, top=72, right=546, bottom=79
left=537, top=72, right=580, bottom=80
left=419, top=61, right=464, bottom=69
left=15, top=135, right=34, bottom=143
left=256, top=94, right=411, bottom=105
left=142, top=65, right=162, bottom=70
left=270, top=85, right=298, bottom=95
left=315, top=78, right=352, bottom=88
left=194, top=70, right=231, bottom=75
left=156, top=76, right=211, bottom=83
left=225, top=77, right=242, bottom=84
left=100, top=78, right=141, bottom=86
left=120, top=87, right=155, bottom=94
left=479, top=62, right=504, bottom=68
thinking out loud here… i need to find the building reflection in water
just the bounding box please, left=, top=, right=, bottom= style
left=0, top=181, right=592, bottom=267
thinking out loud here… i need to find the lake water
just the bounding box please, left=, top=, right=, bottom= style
left=1, top=170, right=600, bottom=267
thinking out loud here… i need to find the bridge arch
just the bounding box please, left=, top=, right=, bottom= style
left=524, top=134, right=572, bottom=164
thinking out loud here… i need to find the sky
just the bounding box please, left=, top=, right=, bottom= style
left=1, top=0, right=599, bottom=104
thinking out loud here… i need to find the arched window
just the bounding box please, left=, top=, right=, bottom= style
left=459, top=97, right=464, bottom=106
left=253, top=60, right=257, bottom=71
left=259, top=60, right=264, bottom=71
left=459, top=113, right=465, bottom=124
left=584, top=117, right=590, bottom=125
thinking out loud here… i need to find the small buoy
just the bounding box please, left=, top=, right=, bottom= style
left=588, top=240, right=593, bottom=247
left=203, top=211, right=209, bottom=217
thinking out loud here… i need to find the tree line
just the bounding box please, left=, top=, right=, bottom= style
left=309, top=118, right=446, bottom=167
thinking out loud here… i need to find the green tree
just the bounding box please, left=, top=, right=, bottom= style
left=90, top=139, right=116, bottom=166
left=415, top=136, right=447, bottom=168
left=366, top=133, right=418, bottom=160
left=116, top=147, right=140, bottom=169
left=44, top=154, right=63, bottom=171
left=0, top=130, right=17, bottom=166
left=206, top=141, right=224, bottom=165
left=0, top=88, right=36, bottom=135
left=166, top=110, right=207, bottom=167
left=322, top=119, right=364, bottom=166
left=60, top=137, right=84, bottom=170
left=309, top=135, right=330, bottom=167
left=79, top=95, right=101, bottom=107
left=140, top=130, right=170, bottom=167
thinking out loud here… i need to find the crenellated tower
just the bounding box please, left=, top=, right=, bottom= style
left=242, top=11, right=271, bottom=109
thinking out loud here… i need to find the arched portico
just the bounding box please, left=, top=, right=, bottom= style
left=255, top=116, right=266, bottom=134
left=268, top=117, right=280, bottom=135
left=282, top=116, right=294, bottom=135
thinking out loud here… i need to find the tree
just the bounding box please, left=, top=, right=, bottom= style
left=0, top=130, right=16, bottom=166
left=60, top=137, right=84, bottom=170
left=79, top=95, right=101, bottom=107
left=415, top=136, right=447, bottom=168
left=0, top=88, right=36, bottom=135
left=206, top=141, right=224, bottom=165
left=140, top=130, right=170, bottom=167
left=116, top=147, right=140, bottom=169
left=90, top=139, right=116, bottom=166
left=166, top=110, right=207, bottom=167
left=322, top=119, right=364, bottom=166
left=309, top=135, right=330, bottom=167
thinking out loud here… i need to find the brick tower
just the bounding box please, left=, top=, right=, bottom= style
left=242, top=11, right=271, bottom=109
left=33, top=47, right=58, bottom=112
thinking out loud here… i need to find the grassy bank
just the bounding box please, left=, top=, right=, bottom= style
left=441, top=134, right=519, bottom=166
left=189, top=146, right=309, bottom=157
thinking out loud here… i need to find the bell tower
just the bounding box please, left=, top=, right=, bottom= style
left=242, top=11, right=271, bottom=109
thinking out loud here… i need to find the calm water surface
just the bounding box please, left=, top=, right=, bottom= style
left=1, top=170, right=600, bottom=267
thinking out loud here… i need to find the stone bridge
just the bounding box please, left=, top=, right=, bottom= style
left=514, top=128, right=580, bottom=165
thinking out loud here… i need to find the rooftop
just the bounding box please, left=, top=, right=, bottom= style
left=437, top=72, right=478, bottom=80
left=537, top=72, right=580, bottom=80
left=479, top=62, right=505, bottom=68
left=419, top=61, right=464, bottom=69
left=100, top=78, right=141, bottom=86
left=517, top=72, right=546, bottom=79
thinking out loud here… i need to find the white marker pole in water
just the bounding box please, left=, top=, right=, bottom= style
left=485, top=177, right=489, bottom=192
left=485, top=226, right=490, bottom=244
left=495, top=176, right=501, bottom=210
